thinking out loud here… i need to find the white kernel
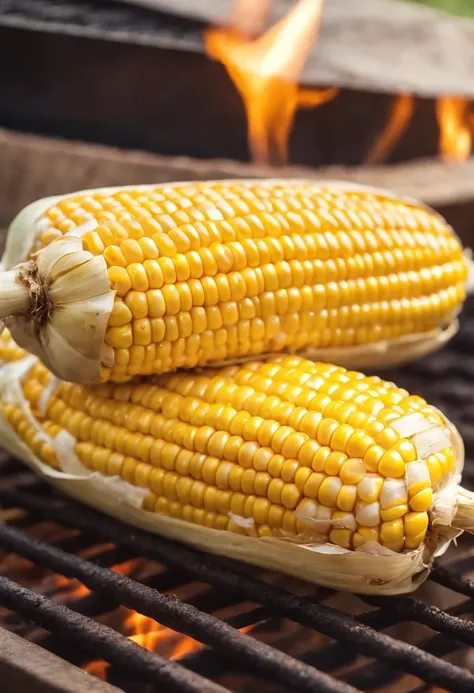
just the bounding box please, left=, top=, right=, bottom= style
left=380, top=478, right=408, bottom=509
left=355, top=501, right=380, bottom=527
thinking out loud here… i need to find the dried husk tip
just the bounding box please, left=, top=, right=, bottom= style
left=0, top=234, right=115, bottom=384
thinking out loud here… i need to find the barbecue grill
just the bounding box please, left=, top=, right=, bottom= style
left=2, top=2, right=474, bottom=691
left=1, top=0, right=473, bottom=167
left=1, top=299, right=474, bottom=692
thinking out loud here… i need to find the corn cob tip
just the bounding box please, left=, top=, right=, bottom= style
left=1, top=180, right=468, bottom=384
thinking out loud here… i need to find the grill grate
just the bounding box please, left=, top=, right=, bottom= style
left=1, top=300, right=474, bottom=692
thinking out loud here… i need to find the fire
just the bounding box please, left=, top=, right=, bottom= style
left=83, top=604, right=258, bottom=682
left=125, top=610, right=201, bottom=658
left=366, top=94, right=414, bottom=165
left=53, top=574, right=91, bottom=602
left=361, top=94, right=474, bottom=165
left=437, top=97, right=473, bottom=161
left=83, top=660, right=109, bottom=681
left=83, top=608, right=204, bottom=681
left=205, top=0, right=338, bottom=165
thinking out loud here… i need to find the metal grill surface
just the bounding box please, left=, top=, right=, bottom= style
left=0, top=299, right=474, bottom=693
left=0, top=0, right=205, bottom=52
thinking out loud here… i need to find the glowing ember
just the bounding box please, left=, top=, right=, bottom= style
left=53, top=575, right=91, bottom=602
left=83, top=660, right=110, bottom=681
left=205, top=0, right=338, bottom=165
left=437, top=97, right=473, bottom=162
left=366, top=94, right=414, bottom=164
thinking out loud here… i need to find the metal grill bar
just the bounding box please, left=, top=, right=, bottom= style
left=0, top=576, right=229, bottom=693
left=0, top=519, right=355, bottom=693
left=342, top=601, right=474, bottom=690
left=1, top=487, right=474, bottom=691
left=431, top=564, right=474, bottom=597
left=364, top=595, right=474, bottom=646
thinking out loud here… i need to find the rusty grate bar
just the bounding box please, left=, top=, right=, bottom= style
left=0, top=520, right=355, bottom=693
left=1, top=486, right=474, bottom=692
left=0, top=576, right=229, bottom=693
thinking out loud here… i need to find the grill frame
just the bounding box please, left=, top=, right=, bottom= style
left=1, top=470, right=474, bottom=693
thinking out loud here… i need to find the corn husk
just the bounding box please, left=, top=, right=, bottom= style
left=0, top=180, right=467, bottom=384
left=0, top=348, right=473, bottom=596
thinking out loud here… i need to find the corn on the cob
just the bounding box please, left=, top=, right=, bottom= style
left=0, top=180, right=467, bottom=384
left=0, top=329, right=472, bottom=594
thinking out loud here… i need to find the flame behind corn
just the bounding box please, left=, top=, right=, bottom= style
left=0, top=180, right=467, bottom=384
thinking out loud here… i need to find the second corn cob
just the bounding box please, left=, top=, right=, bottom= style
left=1, top=329, right=472, bottom=594
left=0, top=180, right=468, bottom=384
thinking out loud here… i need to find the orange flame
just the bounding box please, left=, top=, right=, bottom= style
left=54, top=576, right=91, bottom=601
left=82, top=609, right=204, bottom=681
left=125, top=610, right=202, bottom=658
left=436, top=97, right=473, bottom=161
left=82, top=606, right=258, bottom=682
left=365, top=94, right=414, bottom=164
left=83, top=660, right=110, bottom=681
left=205, top=0, right=338, bottom=165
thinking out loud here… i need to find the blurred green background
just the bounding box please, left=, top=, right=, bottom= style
left=409, top=0, right=474, bottom=16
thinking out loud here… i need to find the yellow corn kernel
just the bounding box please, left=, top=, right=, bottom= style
left=363, top=445, right=385, bottom=472
left=404, top=511, right=429, bottom=537
left=353, top=527, right=380, bottom=548
left=1, top=335, right=458, bottom=554
left=380, top=518, right=404, bottom=544
left=303, top=472, right=325, bottom=498
left=409, top=488, right=433, bottom=512
left=318, top=476, right=343, bottom=506
left=337, top=485, right=357, bottom=511
left=107, top=266, right=132, bottom=297
left=378, top=451, right=405, bottom=478
left=340, top=458, right=366, bottom=485
left=405, top=531, right=426, bottom=550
